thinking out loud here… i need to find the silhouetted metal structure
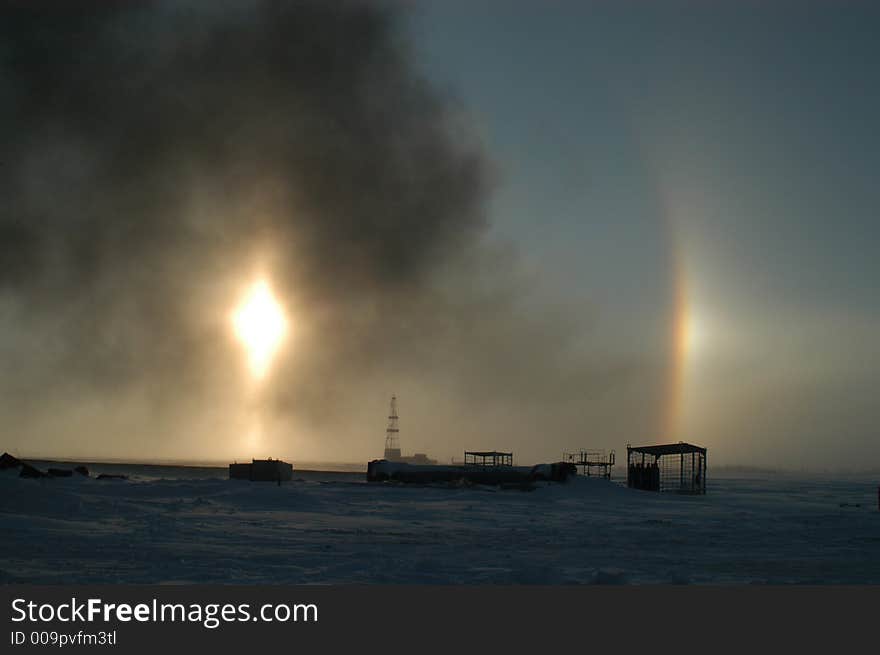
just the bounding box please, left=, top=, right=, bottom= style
left=626, top=442, right=706, bottom=494
left=464, top=451, right=513, bottom=467
left=564, top=449, right=615, bottom=478
left=380, top=395, right=438, bottom=464
left=367, top=456, right=575, bottom=484
left=383, top=395, right=401, bottom=460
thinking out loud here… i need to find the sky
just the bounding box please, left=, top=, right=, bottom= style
left=408, top=1, right=880, bottom=469
left=1, top=1, right=878, bottom=470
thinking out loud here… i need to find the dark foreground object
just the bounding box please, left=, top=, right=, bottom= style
left=366, top=459, right=576, bottom=484
left=19, top=463, right=46, bottom=478
left=229, top=458, right=294, bottom=482
left=2, top=452, right=113, bottom=480
left=0, top=452, right=22, bottom=469
left=47, top=468, right=73, bottom=477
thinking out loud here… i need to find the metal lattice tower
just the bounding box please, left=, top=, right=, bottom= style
left=383, top=395, right=401, bottom=459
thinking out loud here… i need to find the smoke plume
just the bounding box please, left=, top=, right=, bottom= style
left=0, top=0, right=662, bottom=463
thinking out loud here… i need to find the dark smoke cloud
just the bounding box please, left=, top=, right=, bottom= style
left=0, top=0, right=663, bottom=462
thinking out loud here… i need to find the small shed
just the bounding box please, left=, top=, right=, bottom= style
left=626, top=442, right=706, bottom=494
left=229, top=458, right=293, bottom=482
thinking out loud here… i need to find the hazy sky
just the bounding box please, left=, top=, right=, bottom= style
left=409, top=1, right=880, bottom=469
left=1, top=1, right=878, bottom=469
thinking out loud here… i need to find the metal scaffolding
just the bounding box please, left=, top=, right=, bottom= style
left=383, top=395, right=401, bottom=460
left=563, top=449, right=615, bottom=478
left=464, top=451, right=513, bottom=467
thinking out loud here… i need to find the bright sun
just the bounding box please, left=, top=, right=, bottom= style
left=232, top=280, right=287, bottom=380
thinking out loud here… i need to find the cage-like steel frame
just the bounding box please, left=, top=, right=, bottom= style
left=626, top=442, right=706, bottom=494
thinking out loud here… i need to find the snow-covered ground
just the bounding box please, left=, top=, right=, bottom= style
left=2, top=463, right=879, bottom=584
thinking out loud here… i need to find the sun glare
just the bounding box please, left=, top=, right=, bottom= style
left=685, top=313, right=705, bottom=357
left=232, top=280, right=287, bottom=380
left=685, top=312, right=705, bottom=357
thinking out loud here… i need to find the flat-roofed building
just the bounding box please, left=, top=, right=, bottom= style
left=229, top=458, right=293, bottom=482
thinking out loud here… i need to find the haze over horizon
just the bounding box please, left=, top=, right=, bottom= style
left=1, top=1, right=878, bottom=470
